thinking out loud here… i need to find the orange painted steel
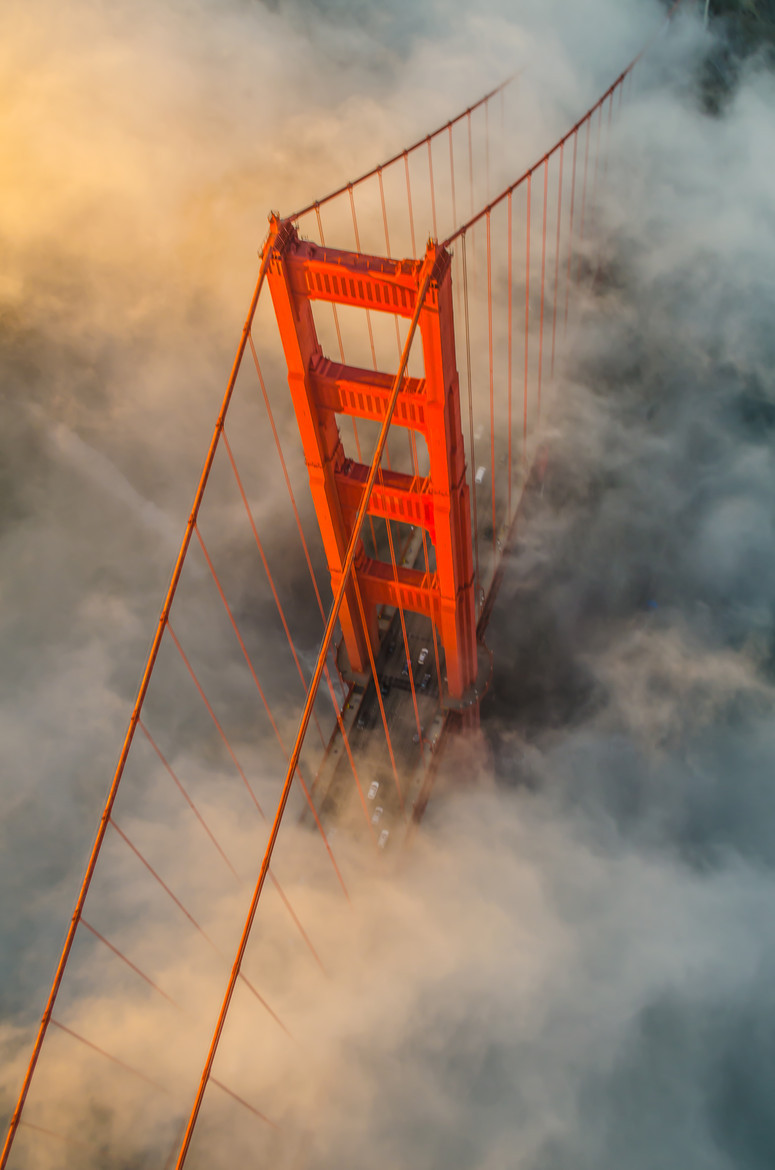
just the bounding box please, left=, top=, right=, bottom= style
left=264, top=216, right=477, bottom=703
left=507, top=189, right=514, bottom=517
left=109, top=817, right=293, bottom=1037
left=460, top=233, right=481, bottom=615
left=0, top=248, right=273, bottom=1170
left=290, top=78, right=515, bottom=224
left=348, top=186, right=379, bottom=371
left=109, top=817, right=215, bottom=943
left=313, top=204, right=379, bottom=554
left=194, top=521, right=349, bottom=898
left=427, top=137, right=438, bottom=239
left=485, top=99, right=491, bottom=201
left=604, top=89, right=614, bottom=175
left=579, top=115, right=591, bottom=244
left=167, top=621, right=265, bottom=816
left=408, top=428, right=443, bottom=713
left=565, top=128, right=579, bottom=330
left=266, top=872, right=326, bottom=973
left=50, top=1019, right=168, bottom=1094
left=538, top=157, right=549, bottom=417
left=486, top=210, right=496, bottom=559
left=550, top=140, right=564, bottom=379
left=349, top=568, right=406, bottom=812
left=210, top=1079, right=278, bottom=1130
left=172, top=249, right=438, bottom=1170
left=247, top=335, right=327, bottom=627
left=139, top=718, right=240, bottom=880
left=593, top=99, right=603, bottom=202
left=382, top=500, right=424, bottom=746
left=404, top=152, right=417, bottom=257
left=4, top=21, right=693, bottom=1160
left=448, top=124, right=458, bottom=233
left=221, top=432, right=328, bottom=750
left=80, top=919, right=179, bottom=1007
left=320, top=667, right=380, bottom=846
left=467, top=111, right=474, bottom=219
left=524, top=172, right=532, bottom=454
left=20, top=1121, right=95, bottom=1154
left=441, top=0, right=690, bottom=252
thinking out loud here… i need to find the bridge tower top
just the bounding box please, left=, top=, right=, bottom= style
left=1, top=8, right=692, bottom=1161
left=263, top=215, right=478, bottom=707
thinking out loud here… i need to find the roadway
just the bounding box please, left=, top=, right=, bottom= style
left=305, top=605, right=445, bottom=853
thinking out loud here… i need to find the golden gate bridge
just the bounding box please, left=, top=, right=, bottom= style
left=2, top=5, right=690, bottom=1166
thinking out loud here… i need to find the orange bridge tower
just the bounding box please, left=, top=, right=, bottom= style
left=263, top=215, right=478, bottom=707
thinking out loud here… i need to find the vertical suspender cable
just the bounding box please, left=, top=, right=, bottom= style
left=467, top=111, right=474, bottom=219
left=550, top=141, right=564, bottom=380
left=523, top=171, right=531, bottom=462
left=171, top=255, right=436, bottom=1170
left=485, top=99, right=491, bottom=202
left=314, top=205, right=346, bottom=364
left=507, top=189, right=513, bottom=520
left=193, top=522, right=349, bottom=895
left=349, top=185, right=379, bottom=371
left=220, top=436, right=328, bottom=749
left=0, top=245, right=273, bottom=1170
left=404, top=152, right=417, bottom=257
left=604, top=89, right=614, bottom=174
left=427, top=137, right=438, bottom=240
left=537, top=157, right=549, bottom=418
left=461, top=233, right=481, bottom=615
left=319, top=670, right=379, bottom=844
left=79, top=919, right=179, bottom=1006
left=378, top=167, right=391, bottom=257
left=139, top=719, right=240, bottom=880
left=247, top=336, right=347, bottom=702
left=318, top=205, right=381, bottom=552
left=592, top=102, right=603, bottom=205
left=467, top=110, right=476, bottom=280
left=348, top=563, right=405, bottom=812
left=380, top=166, right=405, bottom=363
left=50, top=1020, right=169, bottom=1093
left=486, top=210, right=496, bottom=560
left=448, top=123, right=458, bottom=232
left=564, top=129, right=578, bottom=329
left=248, top=338, right=326, bottom=623
left=579, top=114, right=591, bottom=244
left=165, top=622, right=265, bottom=815
left=448, top=123, right=462, bottom=322
left=382, top=505, right=424, bottom=747
left=407, top=429, right=443, bottom=702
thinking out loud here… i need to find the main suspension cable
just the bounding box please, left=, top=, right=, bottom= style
left=171, top=245, right=437, bottom=1170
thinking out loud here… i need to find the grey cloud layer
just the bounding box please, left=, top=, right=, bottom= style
left=3, top=1, right=775, bottom=1167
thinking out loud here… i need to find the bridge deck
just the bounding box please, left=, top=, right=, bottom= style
left=304, top=605, right=445, bottom=850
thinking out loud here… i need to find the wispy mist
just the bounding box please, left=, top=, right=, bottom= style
left=3, top=0, right=775, bottom=1166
